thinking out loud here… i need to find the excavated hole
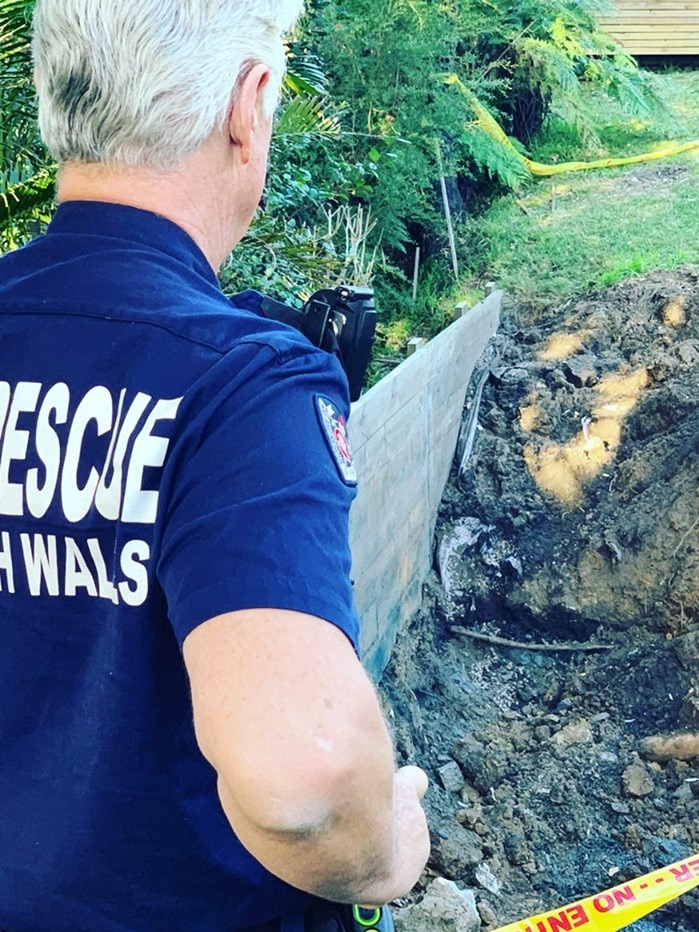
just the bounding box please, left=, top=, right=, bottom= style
left=384, top=270, right=699, bottom=932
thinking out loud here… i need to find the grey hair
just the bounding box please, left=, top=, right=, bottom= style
left=32, top=0, right=304, bottom=169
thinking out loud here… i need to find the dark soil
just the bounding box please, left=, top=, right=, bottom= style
left=383, top=270, right=699, bottom=931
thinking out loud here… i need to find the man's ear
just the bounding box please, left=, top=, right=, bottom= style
left=228, top=63, right=274, bottom=164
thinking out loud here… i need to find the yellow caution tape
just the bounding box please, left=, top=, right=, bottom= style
left=491, top=852, right=699, bottom=932
left=444, top=74, right=699, bottom=177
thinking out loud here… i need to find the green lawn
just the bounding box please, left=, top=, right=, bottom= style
left=467, top=70, right=699, bottom=312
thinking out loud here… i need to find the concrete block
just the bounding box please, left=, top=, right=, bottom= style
left=350, top=291, right=501, bottom=677
left=407, top=337, right=428, bottom=356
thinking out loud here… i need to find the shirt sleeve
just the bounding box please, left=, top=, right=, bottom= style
left=156, top=334, right=361, bottom=650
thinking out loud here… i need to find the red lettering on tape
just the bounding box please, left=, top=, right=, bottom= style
left=593, top=885, right=637, bottom=914
left=613, top=885, right=637, bottom=907
left=548, top=914, right=574, bottom=932
left=593, top=894, right=615, bottom=914
left=568, top=904, right=590, bottom=927
left=670, top=865, right=692, bottom=885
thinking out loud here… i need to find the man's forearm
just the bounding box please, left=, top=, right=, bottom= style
left=184, top=610, right=431, bottom=903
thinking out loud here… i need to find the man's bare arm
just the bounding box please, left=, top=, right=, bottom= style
left=183, top=609, right=430, bottom=905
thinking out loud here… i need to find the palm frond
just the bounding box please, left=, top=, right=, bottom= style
left=0, top=169, right=56, bottom=228
left=275, top=96, right=342, bottom=138
left=284, top=45, right=330, bottom=97
left=0, top=0, right=33, bottom=64
left=0, top=0, right=44, bottom=177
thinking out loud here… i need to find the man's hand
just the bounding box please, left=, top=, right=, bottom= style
left=183, top=609, right=431, bottom=904
left=360, top=765, right=430, bottom=907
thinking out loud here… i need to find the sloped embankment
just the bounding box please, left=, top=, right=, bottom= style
left=385, top=270, right=699, bottom=932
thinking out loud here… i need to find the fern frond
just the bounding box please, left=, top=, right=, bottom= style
left=517, top=38, right=581, bottom=97
left=462, top=124, right=531, bottom=189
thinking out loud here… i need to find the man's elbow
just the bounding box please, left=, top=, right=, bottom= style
left=211, top=756, right=398, bottom=901
left=214, top=741, right=388, bottom=839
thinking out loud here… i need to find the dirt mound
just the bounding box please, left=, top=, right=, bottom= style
left=384, top=270, right=699, bottom=931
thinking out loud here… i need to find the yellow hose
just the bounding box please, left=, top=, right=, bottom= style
left=444, top=73, right=699, bottom=177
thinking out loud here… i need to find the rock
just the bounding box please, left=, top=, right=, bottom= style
left=622, top=762, right=654, bottom=797
left=452, top=734, right=508, bottom=793
left=432, top=825, right=484, bottom=875
left=680, top=694, right=699, bottom=726
left=394, top=878, right=480, bottom=932
left=477, top=900, right=498, bottom=927
left=456, top=805, right=482, bottom=828
left=672, top=631, right=699, bottom=669
left=625, top=823, right=643, bottom=849
left=639, top=732, right=699, bottom=762
left=657, top=838, right=688, bottom=860
left=686, top=893, right=699, bottom=931
left=503, top=831, right=533, bottom=867
left=437, top=518, right=494, bottom=598
left=439, top=761, right=467, bottom=793
left=475, top=861, right=501, bottom=895
left=647, top=353, right=678, bottom=382
left=563, top=357, right=598, bottom=387
left=551, top=720, right=593, bottom=749
left=677, top=340, right=699, bottom=366
left=674, top=782, right=694, bottom=803
left=611, top=800, right=631, bottom=814
left=452, top=735, right=485, bottom=776
left=662, top=294, right=687, bottom=327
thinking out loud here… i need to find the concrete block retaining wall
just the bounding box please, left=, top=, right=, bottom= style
left=348, top=291, right=502, bottom=678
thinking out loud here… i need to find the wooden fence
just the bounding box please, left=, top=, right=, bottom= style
left=599, top=0, right=699, bottom=55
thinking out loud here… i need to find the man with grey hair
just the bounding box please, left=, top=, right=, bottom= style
left=0, top=1, right=430, bottom=931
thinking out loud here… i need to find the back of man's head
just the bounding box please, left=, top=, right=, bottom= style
left=32, top=0, right=303, bottom=170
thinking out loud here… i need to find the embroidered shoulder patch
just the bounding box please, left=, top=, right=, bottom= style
left=315, top=395, right=357, bottom=485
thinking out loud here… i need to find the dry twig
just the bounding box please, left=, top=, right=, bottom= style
left=452, top=625, right=613, bottom=653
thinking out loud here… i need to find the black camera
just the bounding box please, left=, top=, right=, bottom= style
left=258, top=285, right=377, bottom=402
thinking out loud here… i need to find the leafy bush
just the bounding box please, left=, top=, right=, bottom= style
left=0, top=0, right=678, bottom=363
left=0, top=0, right=55, bottom=248
left=470, top=0, right=666, bottom=146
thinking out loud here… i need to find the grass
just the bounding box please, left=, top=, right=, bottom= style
left=465, top=70, right=699, bottom=313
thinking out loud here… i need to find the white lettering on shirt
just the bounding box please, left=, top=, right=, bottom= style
left=87, top=537, right=119, bottom=605
left=95, top=391, right=151, bottom=521
left=118, top=540, right=150, bottom=607
left=26, top=382, right=70, bottom=519
left=65, top=536, right=99, bottom=597
left=0, top=381, right=182, bottom=524
left=122, top=398, right=182, bottom=524
left=0, top=382, right=41, bottom=516
left=14, top=531, right=151, bottom=605
left=21, top=532, right=60, bottom=596
left=0, top=531, right=15, bottom=593
left=61, top=386, right=114, bottom=523
left=0, top=380, right=184, bottom=608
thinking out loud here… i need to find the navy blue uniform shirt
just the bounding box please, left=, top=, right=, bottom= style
left=0, top=201, right=360, bottom=931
